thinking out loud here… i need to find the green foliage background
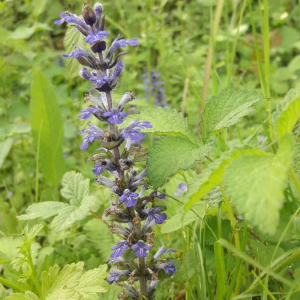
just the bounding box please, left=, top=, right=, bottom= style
left=2, top=0, right=300, bottom=299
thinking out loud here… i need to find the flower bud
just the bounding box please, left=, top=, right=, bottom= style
left=82, top=4, right=97, bottom=26
left=91, top=41, right=106, bottom=53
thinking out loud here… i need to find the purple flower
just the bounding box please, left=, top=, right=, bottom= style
left=86, top=29, right=109, bottom=44
left=78, top=124, right=104, bottom=150
left=143, top=207, right=167, bottom=225
left=119, top=189, right=139, bottom=207
left=111, top=61, right=125, bottom=83
left=54, top=7, right=109, bottom=45
left=121, top=120, right=152, bottom=149
left=174, top=182, right=188, bottom=197
left=78, top=106, right=101, bottom=119
left=110, top=240, right=129, bottom=258
left=54, top=11, right=87, bottom=28
left=80, top=68, right=111, bottom=88
left=93, top=162, right=105, bottom=175
left=106, top=37, right=139, bottom=59
left=107, top=257, right=125, bottom=264
left=154, top=261, right=176, bottom=275
left=107, top=269, right=130, bottom=284
left=143, top=71, right=167, bottom=107
left=154, top=246, right=177, bottom=260
left=103, top=109, right=127, bottom=124
left=151, top=190, right=166, bottom=199
left=131, top=240, right=151, bottom=257
left=63, top=47, right=91, bottom=59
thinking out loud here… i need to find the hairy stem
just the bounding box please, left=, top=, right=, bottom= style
left=139, top=257, right=147, bottom=299
left=98, top=52, right=124, bottom=180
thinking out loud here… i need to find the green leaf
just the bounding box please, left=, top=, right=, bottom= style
left=147, top=136, right=209, bottom=189
left=184, top=147, right=264, bottom=212
left=200, top=89, right=262, bottom=143
left=0, top=237, right=21, bottom=263
left=63, top=27, right=86, bottom=78
left=161, top=203, right=206, bottom=234
left=223, top=134, right=295, bottom=235
left=173, top=251, right=196, bottom=282
left=42, top=262, right=108, bottom=300
left=31, top=69, right=65, bottom=188
left=5, top=291, right=39, bottom=300
left=122, top=107, right=199, bottom=144
left=0, top=137, right=13, bottom=169
left=84, top=219, right=116, bottom=260
left=274, top=84, right=300, bottom=137
left=19, top=172, right=96, bottom=231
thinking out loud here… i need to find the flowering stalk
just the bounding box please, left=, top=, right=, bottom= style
left=55, top=3, right=176, bottom=299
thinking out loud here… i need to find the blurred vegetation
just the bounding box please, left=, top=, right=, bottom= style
left=1, top=0, right=300, bottom=299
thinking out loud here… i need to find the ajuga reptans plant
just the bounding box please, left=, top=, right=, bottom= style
left=55, top=3, right=176, bottom=299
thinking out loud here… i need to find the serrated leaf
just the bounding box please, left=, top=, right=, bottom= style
left=60, top=172, right=90, bottom=205
left=200, top=89, right=262, bottom=143
left=184, top=147, right=265, bottom=212
left=147, top=136, right=209, bottom=189
left=63, top=27, right=86, bottom=78
left=0, top=236, right=21, bottom=263
left=274, top=84, right=300, bottom=137
left=19, top=172, right=96, bottom=231
left=122, top=107, right=199, bottom=144
left=42, top=262, right=107, bottom=300
left=31, top=69, right=65, bottom=188
left=223, top=134, right=295, bottom=235
left=161, top=203, right=206, bottom=234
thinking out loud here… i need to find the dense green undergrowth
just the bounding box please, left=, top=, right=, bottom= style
left=2, top=0, right=300, bottom=299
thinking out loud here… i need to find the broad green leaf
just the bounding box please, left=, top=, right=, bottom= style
left=31, top=69, right=65, bottom=188
left=64, top=27, right=86, bottom=78
left=0, top=137, right=13, bottom=169
left=274, top=84, right=300, bottom=137
left=60, top=172, right=90, bottom=205
left=147, top=136, right=209, bottom=189
left=161, top=203, right=206, bottom=234
left=184, top=147, right=265, bottom=212
left=5, top=291, right=39, bottom=300
left=122, top=107, right=199, bottom=144
left=19, top=172, right=96, bottom=231
left=223, top=134, right=295, bottom=235
left=42, top=262, right=108, bottom=300
left=200, top=89, right=262, bottom=143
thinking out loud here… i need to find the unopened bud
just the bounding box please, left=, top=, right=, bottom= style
left=91, top=41, right=106, bottom=53
left=82, top=4, right=97, bottom=26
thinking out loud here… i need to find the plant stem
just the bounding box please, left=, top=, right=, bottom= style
left=98, top=52, right=124, bottom=180
left=139, top=257, right=147, bottom=299
left=0, top=276, right=27, bottom=293
left=289, top=168, right=300, bottom=199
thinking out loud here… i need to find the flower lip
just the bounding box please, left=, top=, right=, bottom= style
left=143, top=207, right=167, bottom=225
left=154, top=261, right=176, bottom=275
left=110, top=240, right=129, bottom=258
left=153, top=245, right=177, bottom=260
left=103, top=109, right=127, bottom=125
left=131, top=240, right=151, bottom=257
left=118, top=189, right=139, bottom=207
